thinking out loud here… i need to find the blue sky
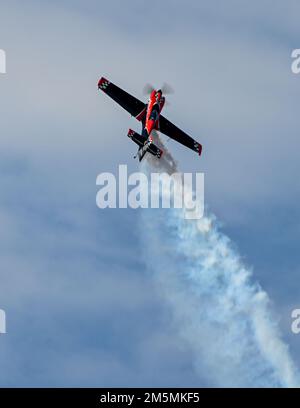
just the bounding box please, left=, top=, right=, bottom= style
left=0, top=0, right=300, bottom=386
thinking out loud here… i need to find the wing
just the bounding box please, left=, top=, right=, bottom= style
left=98, top=77, right=146, bottom=121
left=158, top=115, right=202, bottom=155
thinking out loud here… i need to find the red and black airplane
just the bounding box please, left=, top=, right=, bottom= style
left=98, top=77, right=202, bottom=162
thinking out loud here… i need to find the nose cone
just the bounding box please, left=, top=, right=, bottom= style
left=157, top=89, right=163, bottom=99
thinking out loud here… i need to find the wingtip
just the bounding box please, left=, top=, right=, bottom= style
left=127, top=128, right=135, bottom=138
left=98, top=77, right=110, bottom=89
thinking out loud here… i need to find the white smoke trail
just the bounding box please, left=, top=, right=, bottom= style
left=140, top=136, right=300, bottom=387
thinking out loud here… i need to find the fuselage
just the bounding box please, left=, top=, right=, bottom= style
left=142, top=89, right=165, bottom=142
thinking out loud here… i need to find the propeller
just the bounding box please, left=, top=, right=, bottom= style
left=143, top=82, right=174, bottom=95
left=161, top=82, right=174, bottom=95
left=143, top=83, right=155, bottom=95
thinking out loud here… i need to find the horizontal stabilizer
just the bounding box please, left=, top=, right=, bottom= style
left=127, top=129, right=163, bottom=161
left=127, top=129, right=148, bottom=147
left=147, top=142, right=163, bottom=159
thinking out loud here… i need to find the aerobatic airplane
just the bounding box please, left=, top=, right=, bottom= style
left=98, top=77, right=202, bottom=161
